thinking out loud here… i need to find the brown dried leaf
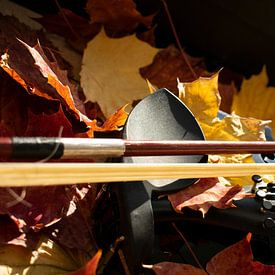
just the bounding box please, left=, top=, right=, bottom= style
left=206, top=233, right=275, bottom=275
left=152, top=261, right=207, bottom=275
left=232, top=67, right=275, bottom=133
left=86, top=0, right=153, bottom=37
left=0, top=235, right=79, bottom=274
left=140, top=45, right=207, bottom=92
left=0, top=185, right=84, bottom=229
left=69, top=250, right=102, bottom=275
left=153, top=234, right=275, bottom=275
left=46, top=185, right=98, bottom=259
left=1, top=37, right=127, bottom=137
left=81, top=30, right=158, bottom=117
left=168, top=178, right=254, bottom=216
left=93, top=105, right=128, bottom=132
left=24, top=106, right=74, bottom=137
left=35, top=8, right=101, bottom=49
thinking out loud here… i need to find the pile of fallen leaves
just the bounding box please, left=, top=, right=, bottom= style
left=0, top=0, right=275, bottom=274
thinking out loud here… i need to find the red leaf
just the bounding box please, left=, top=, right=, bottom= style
left=140, top=45, right=207, bottom=92
left=93, top=105, right=128, bottom=132
left=24, top=106, right=74, bottom=137
left=46, top=185, right=98, bottom=254
left=206, top=233, right=275, bottom=275
left=0, top=185, right=82, bottom=229
left=86, top=0, right=153, bottom=37
left=152, top=262, right=207, bottom=275
left=168, top=178, right=254, bottom=216
left=0, top=215, right=21, bottom=244
left=69, top=250, right=102, bottom=275
left=13, top=40, right=128, bottom=136
left=35, top=8, right=100, bottom=42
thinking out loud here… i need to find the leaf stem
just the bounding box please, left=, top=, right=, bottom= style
left=172, top=222, right=205, bottom=271
left=161, top=0, right=197, bottom=79
left=53, top=0, right=81, bottom=40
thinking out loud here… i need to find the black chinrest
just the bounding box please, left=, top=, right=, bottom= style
left=123, top=88, right=207, bottom=191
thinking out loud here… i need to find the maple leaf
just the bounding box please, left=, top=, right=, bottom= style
left=152, top=234, right=275, bottom=275
left=0, top=215, right=21, bottom=244
left=140, top=45, right=242, bottom=114
left=86, top=0, right=153, bottom=37
left=0, top=235, right=80, bottom=274
left=46, top=185, right=98, bottom=260
left=0, top=184, right=88, bottom=229
left=69, top=250, right=102, bottom=275
left=24, top=106, right=74, bottom=137
left=177, top=72, right=270, bottom=186
left=168, top=178, right=253, bottom=216
left=178, top=72, right=221, bottom=124
left=140, top=45, right=208, bottom=92
left=19, top=39, right=87, bottom=119
left=232, top=66, right=275, bottom=133
left=80, top=29, right=158, bottom=116
left=151, top=261, right=207, bottom=275
left=1, top=37, right=128, bottom=136
left=93, top=105, right=129, bottom=132
left=35, top=8, right=101, bottom=51
left=206, top=233, right=275, bottom=275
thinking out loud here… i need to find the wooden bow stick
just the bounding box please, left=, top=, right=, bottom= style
left=1, top=137, right=275, bottom=159
left=1, top=162, right=275, bottom=187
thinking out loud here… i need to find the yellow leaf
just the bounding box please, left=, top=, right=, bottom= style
left=177, top=72, right=270, bottom=186
left=80, top=29, right=159, bottom=117
left=232, top=67, right=275, bottom=133
left=178, top=73, right=221, bottom=124
left=200, top=113, right=269, bottom=141
left=0, top=235, right=79, bottom=274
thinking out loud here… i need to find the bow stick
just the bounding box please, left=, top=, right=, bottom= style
left=1, top=162, right=275, bottom=187
left=1, top=137, right=275, bottom=160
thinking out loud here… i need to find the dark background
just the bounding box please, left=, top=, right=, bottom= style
left=11, top=0, right=275, bottom=84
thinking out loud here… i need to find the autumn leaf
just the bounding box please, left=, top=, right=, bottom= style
left=46, top=185, right=98, bottom=260
left=24, top=106, right=74, bottom=137
left=93, top=105, right=129, bottom=132
left=206, top=233, right=275, bottom=275
left=232, top=67, right=275, bottom=133
left=69, top=250, right=102, bottom=275
left=0, top=216, right=22, bottom=244
left=1, top=36, right=128, bottom=136
left=200, top=113, right=269, bottom=142
left=0, top=184, right=90, bottom=229
left=168, top=178, right=253, bottom=216
left=0, top=235, right=79, bottom=274
left=177, top=72, right=270, bottom=186
left=178, top=72, right=221, bottom=124
left=80, top=29, right=158, bottom=117
left=20, top=39, right=129, bottom=135
left=19, top=40, right=87, bottom=117
left=140, top=45, right=208, bottom=93
left=140, top=45, right=242, bottom=114
left=151, top=261, right=207, bottom=275
left=35, top=8, right=101, bottom=51
left=86, top=0, right=153, bottom=37
left=152, top=234, right=275, bottom=275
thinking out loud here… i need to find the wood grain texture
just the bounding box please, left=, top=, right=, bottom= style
left=0, top=162, right=275, bottom=187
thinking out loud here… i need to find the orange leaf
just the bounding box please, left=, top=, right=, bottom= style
left=152, top=262, right=207, bottom=275
left=8, top=39, right=128, bottom=137
left=168, top=178, right=254, bottom=216
left=86, top=0, right=153, bottom=37
left=93, top=105, right=128, bottom=132
left=206, top=233, right=275, bottom=275
left=0, top=53, right=53, bottom=100
left=140, top=45, right=208, bottom=92
left=69, top=250, right=102, bottom=275
left=24, top=106, right=75, bottom=137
